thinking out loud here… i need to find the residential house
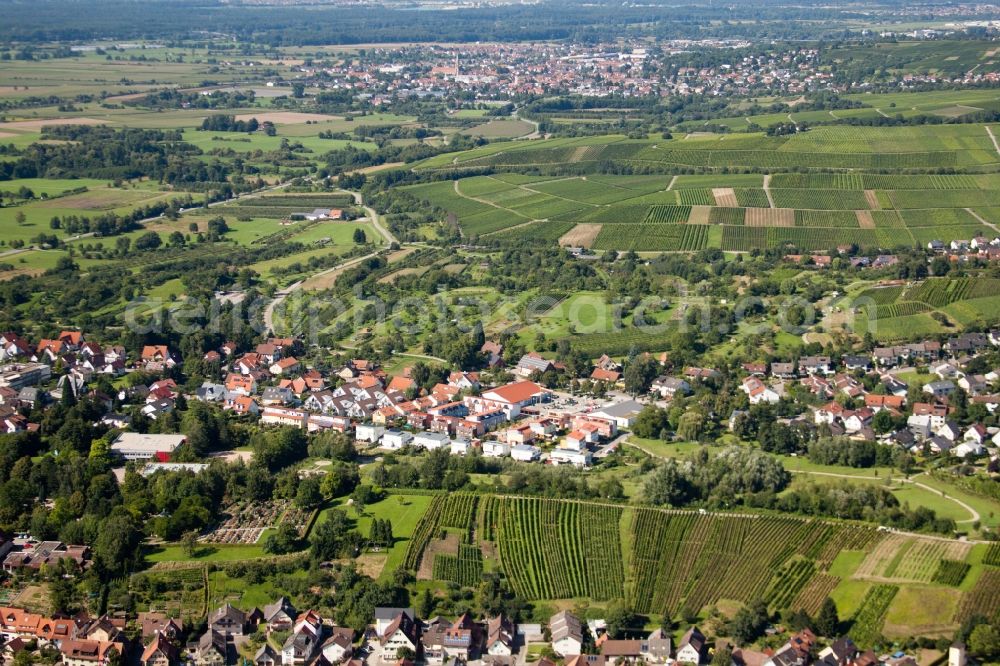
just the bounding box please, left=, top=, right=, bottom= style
left=937, top=420, right=962, bottom=442
left=486, top=616, right=515, bottom=657
left=590, top=368, right=621, bottom=384
left=413, top=432, right=450, bottom=450
left=197, top=382, right=228, bottom=403
left=481, top=341, right=503, bottom=368
left=645, top=629, right=672, bottom=662
left=374, top=609, right=414, bottom=638
left=684, top=367, right=720, bottom=382
left=550, top=611, right=583, bottom=657
left=953, top=440, right=986, bottom=458
left=448, top=372, right=480, bottom=391
left=909, top=402, right=949, bottom=431
left=262, top=598, right=296, bottom=632
left=843, top=355, right=871, bottom=372
left=865, top=394, right=904, bottom=413
left=261, top=386, right=296, bottom=406
left=676, top=627, right=706, bottom=665
left=550, top=446, right=592, bottom=468
left=139, top=633, right=180, bottom=666
left=270, top=358, right=301, bottom=376
left=376, top=613, right=418, bottom=662
left=515, top=353, right=555, bottom=378
left=510, top=444, right=541, bottom=462
left=229, top=395, right=259, bottom=416
left=255, top=645, right=280, bottom=666
left=320, top=628, right=354, bottom=664
left=261, top=407, right=308, bottom=428
left=771, top=363, right=797, bottom=379
left=843, top=408, right=874, bottom=434
left=799, top=356, right=832, bottom=375
left=189, top=629, right=228, bottom=666
left=380, top=430, right=413, bottom=450
left=422, top=613, right=478, bottom=665
left=483, top=440, right=511, bottom=458
left=958, top=374, right=989, bottom=395
left=765, top=629, right=815, bottom=666
left=208, top=605, right=247, bottom=637
left=225, top=373, right=257, bottom=396
left=651, top=376, right=690, bottom=399
left=816, top=637, right=858, bottom=666
left=61, top=639, right=122, bottom=666
left=141, top=346, right=176, bottom=371
left=742, top=377, right=780, bottom=405
left=139, top=614, right=183, bottom=642
left=355, top=424, right=385, bottom=444
left=281, top=611, right=323, bottom=666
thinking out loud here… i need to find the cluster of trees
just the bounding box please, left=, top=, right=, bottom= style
left=200, top=114, right=264, bottom=133
left=960, top=613, right=1000, bottom=663
left=367, top=518, right=394, bottom=548
left=48, top=194, right=196, bottom=237
left=368, top=448, right=625, bottom=501
left=0, top=421, right=144, bottom=580
left=749, top=480, right=956, bottom=534
left=135, top=89, right=256, bottom=110
left=643, top=446, right=791, bottom=508
left=0, top=126, right=234, bottom=185
left=0, top=221, right=306, bottom=329
left=0, top=0, right=926, bottom=45
left=807, top=437, right=907, bottom=470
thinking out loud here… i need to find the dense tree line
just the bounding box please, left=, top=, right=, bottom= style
left=0, top=0, right=912, bottom=45
left=131, top=89, right=257, bottom=110
left=200, top=114, right=260, bottom=133
left=0, top=126, right=233, bottom=185
left=750, top=480, right=957, bottom=533
left=643, top=446, right=791, bottom=507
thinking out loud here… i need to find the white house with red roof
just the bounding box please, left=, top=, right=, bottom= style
left=474, top=381, right=550, bottom=418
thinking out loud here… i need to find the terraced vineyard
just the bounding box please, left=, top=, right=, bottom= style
left=433, top=544, right=484, bottom=587
left=396, top=494, right=988, bottom=645
left=402, top=495, right=445, bottom=570
left=957, top=568, right=1000, bottom=622
left=627, top=510, right=882, bottom=617
left=904, top=278, right=1000, bottom=307
left=493, top=497, right=625, bottom=601
left=765, top=559, right=817, bottom=611
left=644, top=205, right=692, bottom=224
left=850, top=584, right=899, bottom=646
left=932, top=559, right=971, bottom=586
left=406, top=124, right=1000, bottom=252
left=851, top=276, right=1000, bottom=342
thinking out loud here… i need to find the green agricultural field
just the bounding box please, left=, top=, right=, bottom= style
left=319, top=493, right=436, bottom=578
left=180, top=129, right=375, bottom=154
left=144, top=543, right=268, bottom=563
left=0, top=182, right=200, bottom=246
left=460, top=119, right=534, bottom=138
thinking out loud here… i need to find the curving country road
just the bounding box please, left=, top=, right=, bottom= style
left=785, top=469, right=980, bottom=524
left=345, top=189, right=398, bottom=246
left=262, top=190, right=397, bottom=334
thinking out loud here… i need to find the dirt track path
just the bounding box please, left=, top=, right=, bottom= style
left=763, top=174, right=776, bottom=208
left=986, top=125, right=1000, bottom=156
